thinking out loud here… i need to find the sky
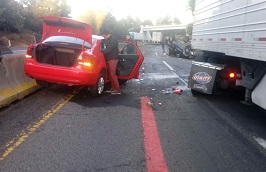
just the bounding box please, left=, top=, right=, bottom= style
left=67, top=0, right=194, bottom=25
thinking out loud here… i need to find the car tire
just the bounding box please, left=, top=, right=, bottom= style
left=90, top=74, right=105, bottom=97
left=35, top=79, right=50, bottom=87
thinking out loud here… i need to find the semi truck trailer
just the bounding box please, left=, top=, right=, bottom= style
left=188, top=0, right=266, bottom=110
left=152, top=32, right=162, bottom=44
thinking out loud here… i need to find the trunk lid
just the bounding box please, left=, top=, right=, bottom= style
left=42, top=17, right=92, bottom=45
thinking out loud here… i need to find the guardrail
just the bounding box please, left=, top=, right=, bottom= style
left=0, top=52, right=41, bottom=108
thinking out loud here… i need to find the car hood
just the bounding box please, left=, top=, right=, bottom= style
left=42, top=17, right=92, bottom=45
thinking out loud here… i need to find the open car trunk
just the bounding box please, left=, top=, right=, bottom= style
left=34, top=44, right=82, bottom=67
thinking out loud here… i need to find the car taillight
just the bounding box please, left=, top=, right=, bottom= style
left=229, top=72, right=235, bottom=78
left=26, top=44, right=35, bottom=58
left=77, top=52, right=93, bottom=67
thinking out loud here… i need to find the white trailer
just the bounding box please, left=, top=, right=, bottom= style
left=188, top=0, right=266, bottom=110
left=152, top=32, right=162, bottom=44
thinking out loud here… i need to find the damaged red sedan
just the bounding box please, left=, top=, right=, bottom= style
left=24, top=17, right=144, bottom=96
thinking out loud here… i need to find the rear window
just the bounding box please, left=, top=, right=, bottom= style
left=43, top=36, right=92, bottom=48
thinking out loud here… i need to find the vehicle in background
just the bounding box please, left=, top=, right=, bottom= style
left=152, top=32, right=162, bottom=44
left=188, top=0, right=266, bottom=111
left=165, top=36, right=192, bottom=58
left=24, top=17, right=144, bottom=96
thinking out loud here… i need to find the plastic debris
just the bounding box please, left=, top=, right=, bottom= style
left=152, top=89, right=155, bottom=91
left=147, top=102, right=153, bottom=106
left=173, top=89, right=182, bottom=95
left=158, top=103, right=162, bottom=106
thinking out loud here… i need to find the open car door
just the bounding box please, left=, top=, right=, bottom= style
left=116, top=41, right=144, bottom=80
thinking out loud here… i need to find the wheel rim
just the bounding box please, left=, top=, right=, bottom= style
left=97, top=77, right=105, bottom=94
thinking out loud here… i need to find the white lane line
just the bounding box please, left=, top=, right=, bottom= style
left=162, top=61, right=188, bottom=85
left=171, top=71, right=188, bottom=86
left=254, top=137, right=266, bottom=149
left=162, top=61, right=174, bottom=71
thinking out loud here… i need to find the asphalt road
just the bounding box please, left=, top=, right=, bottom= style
left=0, top=44, right=266, bottom=172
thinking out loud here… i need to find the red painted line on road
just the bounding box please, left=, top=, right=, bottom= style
left=141, top=97, right=168, bottom=172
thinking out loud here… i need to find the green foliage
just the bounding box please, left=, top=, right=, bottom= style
left=142, top=20, right=153, bottom=26
left=0, top=0, right=25, bottom=32
left=188, top=0, right=195, bottom=14
left=1, top=0, right=192, bottom=41
left=186, top=23, right=193, bottom=36
left=156, top=15, right=181, bottom=25
left=78, top=10, right=105, bottom=34
left=21, top=0, right=71, bottom=33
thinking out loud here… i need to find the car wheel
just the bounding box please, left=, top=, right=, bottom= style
left=90, top=74, right=105, bottom=97
left=35, top=79, right=50, bottom=87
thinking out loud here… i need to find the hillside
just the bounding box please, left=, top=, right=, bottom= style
left=0, top=32, right=35, bottom=48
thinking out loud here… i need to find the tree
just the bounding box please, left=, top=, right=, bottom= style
left=155, top=15, right=181, bottom=26
left=188, top=0, right=195, bottom=15
left=20, top=0, right=71, bottom=32
left=186, top=23, right=193, bottom=36
left=99, top=12, right=121, bottom=37
left=0, top=0, right=25, bottom=32
left=156, top=15, right=172, bottom=25
left=78, top=10, right=105, bottom=34
left=173, top=17, right=181, bottom=25
left=142, top=20, right=153, bottom=26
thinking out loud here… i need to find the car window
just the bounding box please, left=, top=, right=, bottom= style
left=43, top=36, right=92, bottom=48
left=120, top=44, right=136, bottom=54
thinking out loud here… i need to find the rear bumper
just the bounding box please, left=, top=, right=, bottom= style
left=24, top=61, right=98, bottom=86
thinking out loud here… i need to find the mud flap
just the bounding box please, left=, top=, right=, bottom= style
left=188, top=62, right=223, bottom=94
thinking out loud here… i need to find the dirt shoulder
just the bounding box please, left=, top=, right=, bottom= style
left=0, top=31, right=34, bottom=48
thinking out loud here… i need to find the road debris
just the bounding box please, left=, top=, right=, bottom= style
left=161, top=86, right=183, bottom=95
left=147, top=101, right=153, bottom=107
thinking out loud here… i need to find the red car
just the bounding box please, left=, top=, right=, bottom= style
left=24, top=17, right=144, bottom=96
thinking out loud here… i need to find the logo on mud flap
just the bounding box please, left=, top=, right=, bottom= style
left=193, top=84, right=207, bottom=92
left=192, top=72, right=212, bottom=84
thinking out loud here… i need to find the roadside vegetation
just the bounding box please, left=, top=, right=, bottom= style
left=0, top=0, right=195, bottom=47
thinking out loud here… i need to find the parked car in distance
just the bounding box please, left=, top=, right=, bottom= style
left=24, top=17, right=144, bottom=96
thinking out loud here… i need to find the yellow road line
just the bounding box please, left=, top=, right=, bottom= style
left=0, top=88, right=80, bottom=161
